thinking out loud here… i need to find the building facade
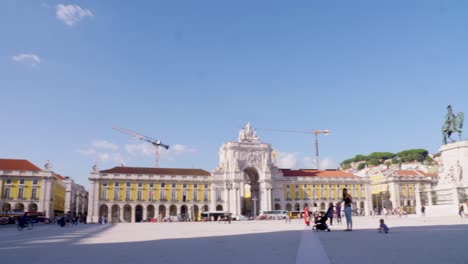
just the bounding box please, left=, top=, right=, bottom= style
left=367, top=166, right=437, bottom=213
left=87, top=123, right=370, bottom=223
left=0, top=159, right=88, bottom=218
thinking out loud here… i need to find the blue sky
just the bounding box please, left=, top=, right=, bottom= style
left=1, top=1, right=468, bottom=187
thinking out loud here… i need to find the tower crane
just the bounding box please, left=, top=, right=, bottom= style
left=113, top=126, right=169, bottom=168
left=258, top=128, right=330, bottom=169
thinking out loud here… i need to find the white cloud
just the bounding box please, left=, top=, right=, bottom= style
left=92, top=140, right=119, bottom=151
left=98, top=153, right=110, bottom=162
left=77, top=148, right=96, bottom=155
left=125, top=143, right=154, bottom=157
left=56, top=4, right=93, bottom=26
left=12, top=54, right=41, bottom=66
left=125, top=143, right=196, bottom=161
left=276, top=152, right=298, bottom=168
left=302, top=156, right=337, bottom=169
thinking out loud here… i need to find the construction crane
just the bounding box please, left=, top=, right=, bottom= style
left=258, top=128, right=330, bottom=169
left=113, top=126, right=169, bottom=168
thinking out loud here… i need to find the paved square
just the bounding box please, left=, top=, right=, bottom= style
left=1, top=216, right=467, bottom=264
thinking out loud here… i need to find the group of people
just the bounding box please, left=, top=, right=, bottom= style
left=306, top=188, right=390, bottom=233
left=304, top=188, right=354, bottom=231
left=373, top=207, right=408, bottom=217
left=52, top=212, right=86, bottom=227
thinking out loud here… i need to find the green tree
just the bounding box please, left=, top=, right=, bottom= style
left=357, top=163, right=366, bottom=170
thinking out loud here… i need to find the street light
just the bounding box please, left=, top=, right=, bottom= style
left=252, top=196, right=258, bottom=219
left=313, top=129, right=330, bottom=170
left=225, top=181, right=233, bottom=214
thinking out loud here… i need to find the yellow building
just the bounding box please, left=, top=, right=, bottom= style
left=87, top=166, right=212, bottom=223
left=367, top=167, right=437, bottom=213
left=0, top=159, right=87, bottom=218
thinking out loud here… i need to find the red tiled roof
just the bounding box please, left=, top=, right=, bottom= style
left=393, top=170, right=436, bottom=177
left=280, top=169, right=357, bottom=178
left=0, top=159, right=42, bottom=171
left=100, top=166, right=211, bottom=176
left=55, top=174, right=67, bottom=180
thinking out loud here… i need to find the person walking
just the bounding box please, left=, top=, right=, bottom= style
left=340, top=188, right=353, bottom=231
left=459, top=204, right=464, bottom=218
left=326, top=203, right=334, bottom=226
left=421, top=205, right=426, bottom=216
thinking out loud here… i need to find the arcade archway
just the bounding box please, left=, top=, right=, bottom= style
left=242, top=167, right=260, bottom=216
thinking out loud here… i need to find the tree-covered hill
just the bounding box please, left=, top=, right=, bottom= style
left=340, top=149, right=433, bottom=170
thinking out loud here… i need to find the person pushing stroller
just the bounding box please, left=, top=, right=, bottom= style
left=312, top=211, right=330, bottom=232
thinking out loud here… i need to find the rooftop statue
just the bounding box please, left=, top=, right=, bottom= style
left=238, top=122, right=260, bottom=143
left=442, top=105, right=464, bottom=144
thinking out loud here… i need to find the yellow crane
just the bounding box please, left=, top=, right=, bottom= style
left=258, top=128, right=330, bottom=169
left=113, top=126, right=169, bottom=168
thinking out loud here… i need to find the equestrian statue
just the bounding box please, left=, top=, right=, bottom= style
left=442, top=105, right=464, bottom=144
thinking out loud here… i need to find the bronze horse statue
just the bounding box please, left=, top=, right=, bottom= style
left=442, top=105, right=464, bottom=144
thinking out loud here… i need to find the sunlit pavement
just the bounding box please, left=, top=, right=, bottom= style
left=1, top=216, right=467, bottom=264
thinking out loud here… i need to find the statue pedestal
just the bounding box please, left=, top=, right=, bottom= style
left=427, top=141, right=468, bottom=216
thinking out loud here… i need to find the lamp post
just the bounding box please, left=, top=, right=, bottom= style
left=313, top=129, right=330, bottom=170
left=226, top=181, right=233, bottom=214
left=252, top=196, right=258, bottom=219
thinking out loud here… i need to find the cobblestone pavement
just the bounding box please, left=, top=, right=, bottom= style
left=0, top=216, right=467, bottom=264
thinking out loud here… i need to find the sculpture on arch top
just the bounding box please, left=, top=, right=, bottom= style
left=442, top=105, right=464, bottom=144
left=238, top=122, right=260, bottom=143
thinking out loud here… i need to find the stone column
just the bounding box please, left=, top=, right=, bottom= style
left=64, top=181, right=72, bottom=214
left=235, top=187, right=240, bottom=216
left=44, top=179, right=53, bottom=218
left=143, top=205, right=147, bottom=221
left=389, top=182, right=398, bottom=210
left=131, top=205, right=135, bottom=223
left=415, top=183, right=422, bottom=216
left=427, top=187, right=433, bottom=206
left=38, top=179, right=46, bottom=214
left=107, top=206, right=112, bottom=222
left=120, top=205, right=124, bottom=222
left=87, top=181, right=95, bottom=223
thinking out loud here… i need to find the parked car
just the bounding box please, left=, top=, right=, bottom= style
left=235, top=215, right=250, bottom=221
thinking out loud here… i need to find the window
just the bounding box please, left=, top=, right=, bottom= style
left=114, top=189, right=120, bottom=200
left=161, top=183, right=165, bottom=188
left=295, top=188, right=299, bottom=200
left=295, top=185, right=299, bottom=188
left=183, top=190, right=187, bottom=202
left=138, top=182, right=143, bottom=188
left=114, top=182, right=120, bottom=187
left=286, top=190, right=291, bottom=200
left=313, top=187, right=317, bottom=199
left=171, top=190, right=176, bottom=201
left=149, top=189, right=154, bottom=201
left=275, top=191, right=280, bottom=200
left=183, top=184, right=187, bottom=188
left=203, top=190, right=209, bottom=201
left=149, top=182, right=154, bottom=188
left=194, top=184, right=198, bottom=189
left=321, top=187, right=325, bottom=199
left=216, top=190, right=222, bottom=202
left=286, top=185, right=290, bottom=188
left=172, top=183, right=176, bottom=188
left=137, top=190, right=142, bottom=201
left=19, top=179, right=25, bottom=185
left=193, top=190, right=198, bottom=201
left=6, top=179, right=12, bottom=184
left=329, top=186, right=333, bottom=198
left=204, top=184, right=208, bottom=189
left=160, top=189, right=166, bottom=201
left=32, top=179, right=38, bottom=185
left=126, top=190, right=131, bottom=201
left=31, top=188, right=37, bottom=199
left=126, top=182, right=131, bottom=187
left=101, top=189, right=107, bottom=200
left=4, top=187, right=11, bottom=198
left=18, top=188, right=24, bottom=199
left=102, top=182, right=108, bottom=187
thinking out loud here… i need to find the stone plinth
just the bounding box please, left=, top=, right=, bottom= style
left=427, top=141, right=468, bottom=216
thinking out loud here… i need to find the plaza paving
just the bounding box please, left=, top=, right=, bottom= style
left=0, top=216, right=467, bottom=264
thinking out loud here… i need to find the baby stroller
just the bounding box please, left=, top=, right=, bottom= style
left=313, top=215, right=330, bottom=232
